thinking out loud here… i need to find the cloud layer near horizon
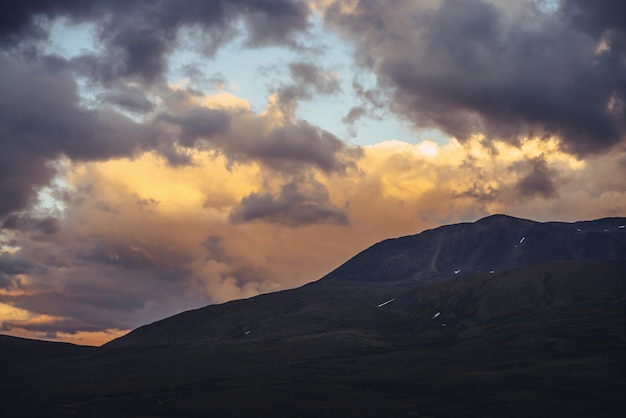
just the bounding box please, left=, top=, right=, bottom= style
left=1, top=0, right=625, bottom=345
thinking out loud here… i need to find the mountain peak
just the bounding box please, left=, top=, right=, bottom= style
left=105, top=214, right=626, bottom=348
left=320, top=214, right=626, bottom=283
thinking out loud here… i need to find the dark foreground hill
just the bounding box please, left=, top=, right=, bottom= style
left=2, top=214, right=626, bottom=417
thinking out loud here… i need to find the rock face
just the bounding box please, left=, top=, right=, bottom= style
left=105, top=214, right=626, bottom=348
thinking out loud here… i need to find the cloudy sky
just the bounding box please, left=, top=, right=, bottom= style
left=1, top=0, right=625, bottom=345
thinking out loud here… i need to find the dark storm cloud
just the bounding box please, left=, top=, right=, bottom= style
left=1, top=214, right=59, bottom=236
left=0, top=253, right=46, bottom=289
left=76, top=235, right=195, bottom=273
left=0, top=58, right=355, bottom=224
left=322, top=0, right=626, bottom=155
left=242, top=0, right=311, bottom=47
left=453, top=183, right=500, bottom=204
left=158, top=108, right=232, bottom=148
left=230, top=179, right=349, bottom=227
left=0, top=254, right=36, bottom=281
left=1, top=0, right=310, bottom=83
left=0, top=318, right=104, bottom=335
left=0, top=1, right=91, bottom=46
left=0, top=0, right=314, bottom=220
left=238, top=121, right=359, bottom=172
left=0, top=54, right=145, bottom=162
left=0, top=288, right=144, bottom=331
left=102, top=85, right=155, bottom=113
left=78, top=241, right=156, bottom=270
left=0, top=274, right=15, bottom=289
left=562, top=0, right=626, bottom=35
left=156, top=144, right=194, bottom=167
left=159, top=98, right=360, bottom=172
left=515, top=157, right=558, bottom=198
left=0, top=255, right=200, bottom=333
left=0, top=54, right=157, bottom=218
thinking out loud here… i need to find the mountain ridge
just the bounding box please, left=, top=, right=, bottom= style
left=105, top=214, right=626, bottom=348
left=3, top=213, right=626, bottom=418
left=321, top=213, right=626, bottom=283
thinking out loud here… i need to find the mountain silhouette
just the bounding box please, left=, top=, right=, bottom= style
left=105, top=214, right=626, bottom=347
left=3, top=214, right=626, bottom=417
left=322, top=214, right=626, bottom=282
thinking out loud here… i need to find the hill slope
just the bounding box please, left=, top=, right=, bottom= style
left=106, top=214, right=626, bottom=347
left=3, top=214, right=626, bottom=417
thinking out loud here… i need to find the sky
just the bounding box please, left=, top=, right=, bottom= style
left=1, top=0, right=625, bottom=346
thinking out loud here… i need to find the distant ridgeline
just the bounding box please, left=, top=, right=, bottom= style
left=320, top=214, right=626, bottom=282
left=105, top=214, right=626, bottom=348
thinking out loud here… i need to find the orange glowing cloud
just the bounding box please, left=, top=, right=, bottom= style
left=58, top=135, right=622, bottom=296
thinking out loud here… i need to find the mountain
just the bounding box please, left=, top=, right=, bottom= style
left=106, top=214, right=626, bottom=347
left=321, top=214, right=626, bottom=282
left=3, top=214, right=626, bottom=417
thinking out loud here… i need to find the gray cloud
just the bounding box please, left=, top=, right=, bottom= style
left=515, top=157, right=558, bottom=198
left=0, top=317, right=105, bottom=335
left=272, top=61, right=342, bottom=122
left=1, top=214, right=59, bottom=236
left=230, top=179, right=349, bottom=227
left=0, top=254, right=37, bottom=278
left=342, top=80, right=386, bottom=133
left=562, top=0, right=626, bottom=36
left=78, top=241, right=156, bottom=271
left=0, top=288, right=144, bottom=332
left=453, top=183, right=501, bottom=204
left=322, top=0, right=626, bottom=156
left=202, top=235, right=229, bottom=263
left=158, top=108, right=232, bottom=148
left=101, top=84, right=155, bottom=113
left=0, top=247, right=203, bottom=333
left=289, top=61, right=341, bottom=95
left=1, top=0, right=311, bottom=84
left=0, top=54, right=157, bottom=218
left=158, top=96, right=360, bottom=172
left=0, top=54, right=357, bottom=225
left=0, top=1, right=326, bottom=223
left=239, top=121, right=359, bottom=172
left=0, top=253, right=46, bottom=290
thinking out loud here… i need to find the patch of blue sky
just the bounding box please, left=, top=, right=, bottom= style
left=46, top=18, right=99, bottom=58
left=534, top=0, right=560, bottom=14
left=168, top=15, right=442, bottom=146
left=45, top=20, right=109, bottom=113
left=31, top=160, right=72, bottom=220
left=45, top=15, right=451, bottom=147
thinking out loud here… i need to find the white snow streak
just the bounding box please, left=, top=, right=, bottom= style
left=377, top=298, right=395, bottom=308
